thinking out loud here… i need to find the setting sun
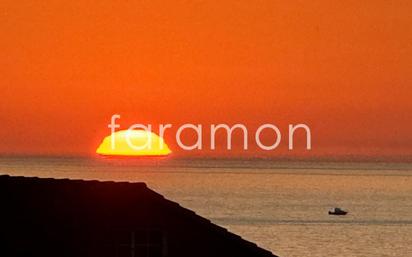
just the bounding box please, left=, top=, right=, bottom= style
left=96, top=130, right=171, bottom=156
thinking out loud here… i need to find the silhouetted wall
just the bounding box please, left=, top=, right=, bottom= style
left=0, top=175, right=276, bottom=257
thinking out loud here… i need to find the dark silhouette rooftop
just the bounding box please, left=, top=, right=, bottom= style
left=0, top=175, right=277, bottom=257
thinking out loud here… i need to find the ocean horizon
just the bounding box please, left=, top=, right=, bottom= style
left=1, top=156, right=411, bottom=257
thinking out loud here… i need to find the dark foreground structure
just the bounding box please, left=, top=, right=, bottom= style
left=0, top=175, right=276, bottom=257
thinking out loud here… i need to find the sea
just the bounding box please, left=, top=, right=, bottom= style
left=1, top=156, right=411, bottom=257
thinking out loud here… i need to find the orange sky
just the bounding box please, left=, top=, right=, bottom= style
left=1, top=0, right=411, bottom=159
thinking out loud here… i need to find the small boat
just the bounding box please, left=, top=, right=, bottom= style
left=328, top=207, right=348, bottom=215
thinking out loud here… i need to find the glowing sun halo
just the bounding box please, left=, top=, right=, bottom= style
left=96, top=130, right=171, bottom=157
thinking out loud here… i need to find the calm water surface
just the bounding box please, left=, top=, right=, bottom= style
left=1, top=157, right=411, bottom=257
